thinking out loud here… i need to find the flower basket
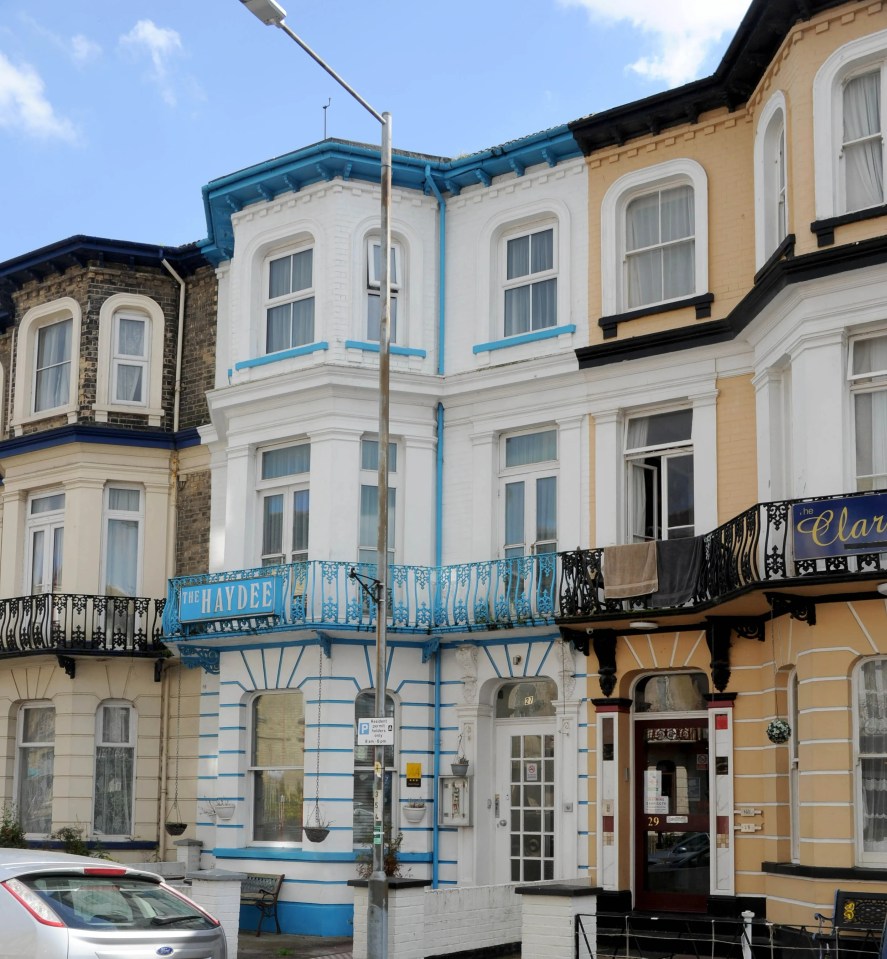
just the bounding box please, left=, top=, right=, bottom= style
left=766, top=719, right=791, bottom=744
left=213, top=802, right=236, bottom=821
left=164, top=822, right=187, bottom=837
left=403, top=804, right=426, bottom=824
left=451, top=761, right=469, bottom=777
left=304, top=826, right=330, bottom=843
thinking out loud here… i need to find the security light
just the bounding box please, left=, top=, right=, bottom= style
left=240, top=0, right=287, bottom=25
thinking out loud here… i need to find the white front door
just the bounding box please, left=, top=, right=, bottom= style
left=494, top=721, right=556, bottom=883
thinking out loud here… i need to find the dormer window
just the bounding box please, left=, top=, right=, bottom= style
left=267, top=248, right=315, bottom=353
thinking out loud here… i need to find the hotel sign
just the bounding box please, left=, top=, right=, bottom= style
left=179, top=575, right=286, bottom=624
left=792, top=493, right=887, bottom=561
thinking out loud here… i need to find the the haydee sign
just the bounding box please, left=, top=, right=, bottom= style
left=179, top=575, right=286, bottom=623
left=792, top=493, right=887, bottom=561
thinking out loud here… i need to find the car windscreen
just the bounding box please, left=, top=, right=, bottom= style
left=19, top=873, right=216, bottom=931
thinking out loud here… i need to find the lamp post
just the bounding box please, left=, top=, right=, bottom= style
left=239, top=4, right=392, bottom=958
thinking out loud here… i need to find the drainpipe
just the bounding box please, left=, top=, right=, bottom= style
left=157, top=663, right=171, bottom=860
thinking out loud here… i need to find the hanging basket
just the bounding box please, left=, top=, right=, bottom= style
left=767, top=718, right=792, bottom=744
left=164, top=822, right=187, bottom=837
left=403, top=804, right=426, bottom=824
left=451, top=761, right=469, bottom=776
left=304, top=825, right=330, bottom=843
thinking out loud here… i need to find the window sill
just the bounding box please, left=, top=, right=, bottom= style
left=234, top=342, right=329, bottom=371
left=599, top=293, right=714, bottom=339
left=214, top=845, right=354, bottom=862
left=812, top=204, right=887, bottom=247
left=345, top=340, right=427, bottom=358
left=473, top=323, right=576, bottom=355
left=94, top=403, right=163, bottom=427
left=11, top=406, right=78, bottom=437
left=763, top=861, right=887, bottom=881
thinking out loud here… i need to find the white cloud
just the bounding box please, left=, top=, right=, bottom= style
left=19, top=15, right=102, bottom=67
left=0, top=51, right=78, bottom=142
left=70, top=34, right=102, bottom=65
left=120, top=20, right=183, bottom=107
left=559, top=0, right=750, bottom=87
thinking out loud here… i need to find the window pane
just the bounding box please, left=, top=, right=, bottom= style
left=117, top=317, right=146, bottom=357
left=844, top=71, right=884, bottom=212
left=536, top=476, right=557, bottom=549
left=262, top=445, right=310, bottom=480
left=262, top=495, right=284, bottom=560
left=660, top=185, right=694, bottom=242
left=505, top=482, right=525, bottom=549
left=360, top=486, right=395, bottom=552
left=23, top=706, right=54, bottom=743
left=102, top=706, right=130, bottom=744
left=291, top=297, right=315, bottom=346
left=292, top=489, right=309, bottom=557
left=35, top=320, right=72, bottom=412
left=505, top=287, right=530, bottom=337
left=367, top=293, right=398, bottom=343
left=253, top=693, right=304, bottom=768
left=267, top=304, right=292, bottom=353
left=855, top=391, right=887, bottom=489
left=253, top=769, right=303, bottom=842
left=627, top=410, right=693, bottom=449
left=662, top=241, right=694, bottom=300
left=19, top=745, right=53, bottom=833
left=269, top=256, right=292, bottom=298
left=291, top=249, right=313, bottom=291
left=626, top=193, right=660, bottom=251
left=360, top=439, right=397, bottom=473
left=530, top=230, right=554, bottom=273
left=115, top=364, right=144, bottom=403
left=31, top=493, right=64, bottom=514
left=853, top=336, right=887, bottom=377
left=531, top=279, right=557, bottom=330
left=666, top=453, right=695, bottom=536
left=109, top=488, right=140, bottom=512
left=626, top=248, right=662, bottom=309
left=507, top=235, right=530, bottom=280
left=106, top=518, right=139, bottom=596
left=94, top=745, right=133, bottom=834
left=505, top=430, right=557, bottom=467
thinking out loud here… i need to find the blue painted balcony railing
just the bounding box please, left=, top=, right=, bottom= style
left=163, top=555, right=558, bottom=639
left=163, top=490, right=887, bottom=641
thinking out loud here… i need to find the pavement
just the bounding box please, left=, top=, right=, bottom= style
left=237, top=931, right=353, bottom=959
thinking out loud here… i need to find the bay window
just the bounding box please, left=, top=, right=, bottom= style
left=251, top=691, right=305, bottom=843
left=850, top=332, right=887, bottom=491
left=259, top=443, right=310, bottom=565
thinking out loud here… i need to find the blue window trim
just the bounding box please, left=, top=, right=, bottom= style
left=235, top=342, right=329, bottom=370
left=473, top=324, right=575, bottom=354
left=345, top=339, right=426, bottom=358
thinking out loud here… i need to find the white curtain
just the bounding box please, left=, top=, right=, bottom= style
left=844, top=71, right=883, bottom=212
left=105, top=518, right=138, bottom=596
left=94, top=707, right=133, bottom=835
left=34, top=320, right=72, bottom=412
left=535, top=476, right=557, bottom=553
left=505, top=430, right=557, bottom=468
left=853, top=337, right=887, bottom=488
left=626, top=187, right=694, bottom=308
left=627, top=418, right=651, bottom=541
left=859, top=661, right=887, bottom=848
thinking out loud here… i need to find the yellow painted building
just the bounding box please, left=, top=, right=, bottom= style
left=561, top=0, right=887, bottom=927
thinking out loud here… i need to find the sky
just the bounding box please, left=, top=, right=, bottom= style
left=0, top=0, right=751, bottom=264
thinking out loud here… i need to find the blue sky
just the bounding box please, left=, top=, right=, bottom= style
left=0, top=0, right=750, bottom=263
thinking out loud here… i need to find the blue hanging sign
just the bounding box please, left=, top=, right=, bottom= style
left=791, top=493, right=887, bottom=560
left=178, top=575, right=286, bottom=623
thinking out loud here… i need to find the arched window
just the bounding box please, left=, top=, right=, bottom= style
left=755, top=93, right=789, bottom=266
left=16, top=702, right=55, bottom=835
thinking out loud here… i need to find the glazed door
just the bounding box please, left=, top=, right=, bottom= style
left=494, top=723, right=555, bottom=883
left=635, top=718, right=710, bottom=911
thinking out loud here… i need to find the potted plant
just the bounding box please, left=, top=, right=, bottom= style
left=451, top=733, right=469, bottom=776
left=402, top=801, right=426, bottom=824
left=209, top=800, right=236, bottom=821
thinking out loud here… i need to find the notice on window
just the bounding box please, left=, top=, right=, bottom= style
left=644, top=769, right=668, bottom=814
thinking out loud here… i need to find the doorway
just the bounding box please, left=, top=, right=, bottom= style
left=633, top=674, right=710, bottom=912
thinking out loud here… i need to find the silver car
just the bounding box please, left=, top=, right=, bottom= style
left=0, top=849, right=227, bottom=958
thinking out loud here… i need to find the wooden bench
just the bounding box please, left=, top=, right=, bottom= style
left=815, top=890, right=887, bottom=959
left=240, top=872, right=284, bottom=937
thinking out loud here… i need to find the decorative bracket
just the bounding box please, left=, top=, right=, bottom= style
left=559, top=626, right=589, bottom=656
left=315, top=631, right=333, bottom=659
left=590, top=629, right=618, bottom=698
left=766, top=592, right=817, bottom=625
left=421, top=636, right=441, bottom=664
left=349, top=566, right=380, bottom=606
left=732, top=617, right=766, bottom=641
left=705, top=619, right=733, bottom=692
left=56, top=655, right=76, bottom=679
left=179, top=647, right=220, bottom=675
left=154, top=659, right=165, bottom=683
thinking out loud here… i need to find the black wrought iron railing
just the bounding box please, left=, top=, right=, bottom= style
left=0, top=593, right=166, bottom=658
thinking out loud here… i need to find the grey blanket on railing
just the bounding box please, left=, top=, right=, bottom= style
left=652, top=535, right=704, bottom=606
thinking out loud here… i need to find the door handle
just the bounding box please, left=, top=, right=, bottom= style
left=498, top=819, right=508, bottom=826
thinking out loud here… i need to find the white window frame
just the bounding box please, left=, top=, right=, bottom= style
left=264, top=245, right=316, bottom=355
left=624, top=408, right=694, bottom=543
left=16, top=701, right=55, bottom=837
left=814, top=29, right=887, bottom=220
left=94, top=294, right=165, bottom=426
left=358, top=436, right=399, bottom=568
left=754, top=92, right=789, bottom=268
left=366, top=237, right=402, bottom=344
left=25, top=491, right=65, bottom=594
left=257, top=442, right=311, bottom=566
left=499, top=428, right=559, bottom=558
left=848, top=330, right=887, bottom=491
left=93, top=701, right=136, bottom=837
left=853, top=657, right=887, bottom=865
left=12, top=297, right=82, bottom=434
left=601, top=159, right=708, bottom=317
left=249, top=690, right=305, bottom=846
left=101, top=485, right=144, bottom=597
left=501, top=224, right=558, bottom=338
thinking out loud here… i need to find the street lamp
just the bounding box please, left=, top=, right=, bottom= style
left=239, top=3, right=393, bottom=958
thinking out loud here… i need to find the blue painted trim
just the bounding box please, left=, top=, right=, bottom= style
left=215, top=847, right=355, bottom=862
left=234, top=342, right=329, bottom=369
left=240, top=899, right=353, bottom=937
left=473, top=323, right=576, bottom=354
left=0, top=424, right=201, bottom=460
left=344, top=340, right=427, bottom=358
